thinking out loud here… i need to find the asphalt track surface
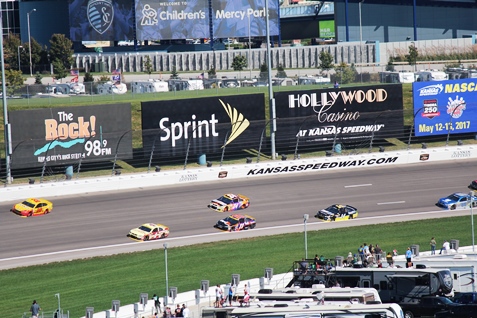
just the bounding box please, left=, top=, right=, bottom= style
left=1, top=159, right=475, bottom=270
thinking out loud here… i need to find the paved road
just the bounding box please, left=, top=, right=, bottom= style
left=0, top=159, right=474, bottom=270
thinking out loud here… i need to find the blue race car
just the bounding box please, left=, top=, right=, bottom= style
left=436, top=192, right=477, bottom=210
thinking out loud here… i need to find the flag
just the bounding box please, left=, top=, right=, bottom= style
left=112, top=68, right=121, bottom=82
left=198, top=72, right=204, bottom=79
left=70, top=69, right=79, bottom=77
left=71, top=76, right=78, bottom=83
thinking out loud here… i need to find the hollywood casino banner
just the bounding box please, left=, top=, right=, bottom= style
left=134, top=0, right=279, bottom=41
left=273, top=84, right=404, bottom=147
left=141, top=94, right=266, bottom=159
left=413, top=78, right=477, bottom=137
left=9, top=104, right=133, bottom=168
left=69, top=0, right=135, bottom=41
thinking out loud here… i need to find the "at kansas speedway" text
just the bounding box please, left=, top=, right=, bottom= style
left=247, top=157, right=398, bottom=175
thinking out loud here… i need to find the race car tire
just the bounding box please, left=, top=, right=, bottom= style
left=250, top=224, right=256, bottom=229
left=404, top=311, right=414, bottom=318
left=224, top=207, right=229, bottom=212
left=473, top=201, right=477, bottom=207
left=28, top=212, right=33, bottom=217
left=144, top=236, right=149, bottom=241
left=45, top=209, right=50, bottom=214
left=450, top=205, right=456, bottom=210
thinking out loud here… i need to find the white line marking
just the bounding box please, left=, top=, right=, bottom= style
left=377, top=201, right=406, bottom=205
left=0, top=209, right=454, bottom=264
left=344, top=184, right=372, bottom=188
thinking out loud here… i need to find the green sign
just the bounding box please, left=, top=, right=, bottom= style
left=319, top=20, right=335, bottom=38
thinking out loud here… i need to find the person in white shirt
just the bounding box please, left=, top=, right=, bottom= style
left=181, top=304, right=190, bottom=318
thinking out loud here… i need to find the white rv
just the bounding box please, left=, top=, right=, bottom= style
left=379, top=71, right=415, bottom=83
left=415, top=69, right=449, bottom=82
left=97, top=81, right=128, bottom=95
left=298, top=75, right=331, bottom=85
left=131, top=79, right=169, bottom=93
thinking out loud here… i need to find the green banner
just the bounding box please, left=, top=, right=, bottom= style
left=319, top=20, right=335, bottom=38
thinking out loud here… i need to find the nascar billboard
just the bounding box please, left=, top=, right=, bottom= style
left=141, top=94, right=266, bottom=158
left=9, top=104, right=133, bottom=168
left=274, top=84, right=404, bottom=145
left=135, top=0, right=279, bottom=40
left=69, top=0, right=135, bottom=41
left=413, top=78, right=477, bottom=136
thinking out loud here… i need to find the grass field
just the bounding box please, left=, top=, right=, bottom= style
left=1, top=215, right=473, bottom=318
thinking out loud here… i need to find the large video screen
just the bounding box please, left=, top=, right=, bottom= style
left=413, top=79, right=477, bottom=136
left=9, top=104, right=133, bottom=168
left=69, top=0, right=135, bottom=41
left=135, top=0, right=279, bottom=40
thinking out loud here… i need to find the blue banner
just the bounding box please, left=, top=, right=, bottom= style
left=413, top=79, right=477, bottom=136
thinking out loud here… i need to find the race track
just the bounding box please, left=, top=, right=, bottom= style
left=1, top=159, right=475, bottom=270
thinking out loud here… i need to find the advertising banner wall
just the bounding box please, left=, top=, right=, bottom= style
left=319, top=20, right=335, bottom=38
left=9, top=104, right=133, bottom=169
left=135, top=0, right=279, bottom=40
left=69, top=0, right=135, bottom=41
left=273, top=84, right=404, bottom=146
left=141, top=94, right=266, bottom=158
left=413, top=78, right=477, bottom=136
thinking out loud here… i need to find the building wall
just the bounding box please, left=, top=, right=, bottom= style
left=335, top=0, right=477, bottom=43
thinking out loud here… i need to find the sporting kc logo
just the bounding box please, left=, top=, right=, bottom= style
left=87, top=0, right=114, bottom=35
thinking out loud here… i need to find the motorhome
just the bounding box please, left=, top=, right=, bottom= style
left=96, top=81, right=128, bottom=94
left=287, top=260, right=453, bottom=303
left=271, top=78, right=297, bottom=86
left=379, top=71, right=415, bottom=83
left=415, top=70, right=449, bottom=82
left=249, top=286, right=382, bottom=305
left=446, top=68, right=477, bottom=80
left=297, top=75, right=331, bottom=85
left=202, top=303, right=404, bottom=318
left=131, top=79, right=169, bottom=93
left=168, top=79, right=204, bottom=91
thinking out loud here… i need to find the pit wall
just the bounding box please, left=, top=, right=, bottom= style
left=1, top=145, right=474, bottom=203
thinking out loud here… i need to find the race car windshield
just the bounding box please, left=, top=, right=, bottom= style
left=218, top=196, right=233, bottom=204
left=326, top=206, right=341, bottom=214
left=22, top=201, right=35, bottom=208
left=138, top=226, right=152, bottom=232
left=447, top=194, right=463, bottom=201
left=224, top=217, right=239, bottom=225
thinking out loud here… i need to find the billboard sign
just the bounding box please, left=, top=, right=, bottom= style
left=69, top=0, right=135, bottom=41
left=9, top=104, right=133, bottom=168
left=319, top=20, right=335, bottom=38
left=135, top=0, right=279, bottom=40
left=273, top=84, right=404, bottom=144
left=413, top=78, right=477, bottom=136
left=141, top=94, right=266, bottom=158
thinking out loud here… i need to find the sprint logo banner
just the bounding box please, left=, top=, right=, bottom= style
left=141, top=94, right=265, bottom=159
left=9, top=104, right=133, bottom=168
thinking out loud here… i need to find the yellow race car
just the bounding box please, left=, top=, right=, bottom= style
left=314, top=204, right=358, bottom=222
left=11, top=198, right=53, bottom=217
left=127, top=223, right=170, bottom=241
left=207, top=193, right=250, bottom=212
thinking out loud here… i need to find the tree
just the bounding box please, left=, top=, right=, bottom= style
left=4, top=69, right=25, bottom=96
left=170, top=66, right=179, bottom=79
left=318, top=51, right=334, bottom=74
left=52, top=59, right=68, bottom=81
left=386, top=57, right=396, bottom=72
left=3, top=32, right=22, bottom=71
left=34, top=72, right=42, bottom=84
left=334, top=62, right=356, bottom=84
left=275, top=64, right=287, bottom=78
left=406, top=44, right=419, bottom=71
left=27, top=38, right=43, bottom=74
left=231, top=55, right=247, bottom=72
left=143, top=55, right=154, bottom=78
left=208, top=67, right=216, bottom=79
left=83, top=72, right=95, bottom=82
left=49, top=34, right=74, bottom=70
left=259, top=62, right=268, bottom=80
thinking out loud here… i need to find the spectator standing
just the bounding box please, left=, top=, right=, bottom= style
left=30, top=300, right=41, bottom=318
left=215, top=284, right=223, bottom=308
left=182, top=304, right=189, bottom=318
left=153, top=294, right=162, bottom=313
left=174, top=304, right=182, bottom=317
left=358, top=245, right=364, bottom=261
left=228, top=284, right=235, bottom=306
left=363, top=243, right=369, bottom=256
left=430, top=237, right=437, bottom=255
left=405, top=247, right=412, bottom=263
left=386, top=252, right=393, bottom=267
left=163, top=307, right=172, bottom=318
left=374, top=244, right=382, bottom=261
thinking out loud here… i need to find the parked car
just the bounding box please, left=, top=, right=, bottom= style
left=399, top=296, right=459, bottom=318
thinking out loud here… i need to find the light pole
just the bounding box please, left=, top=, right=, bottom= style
left=304, top=214, right=309, bottom=259
left=27, top=8, right=36, bottom=76
left=248, top=13, right=252, bottom=79
left=471, top=191, right=475, bottom=253
left=1, top=10, right=12, bottom=185
left=55, top=293, right=61, bottom=316
left=17, top=46, right=23, bottom=71
left=407, top=107, right=424, bottom=150
left=163, top=243, right=169, bottom=306
left=359, top=0, right=364, bottom=83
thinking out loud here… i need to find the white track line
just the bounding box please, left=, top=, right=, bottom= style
left=344, top=184, right=372, bottom=188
